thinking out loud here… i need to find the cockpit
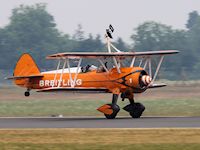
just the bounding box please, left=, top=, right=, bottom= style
left=81, top=62, right=108, bottom=73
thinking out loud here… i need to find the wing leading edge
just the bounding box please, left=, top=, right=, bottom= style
left=46, top=50, right=179, bottom=59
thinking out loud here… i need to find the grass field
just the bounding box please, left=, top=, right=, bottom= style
left=0, top=128, right=199, bottom=149
left=0, top=84, right=200, bottom=117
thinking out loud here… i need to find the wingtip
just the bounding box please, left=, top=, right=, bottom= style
left=4, top=77, right=13, bottom=80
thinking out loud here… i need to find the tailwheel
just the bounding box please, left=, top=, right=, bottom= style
left=24, top=91, right=30, bottom=97
left=104, top=104, right=120, bottom=119
left=123, top=102, right=145, bottom=118
left=24, top=89, right=30, bottom=97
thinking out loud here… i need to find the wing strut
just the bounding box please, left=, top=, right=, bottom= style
left=71, top=58, right=82, bottom=87
left=58, top=59, right=67, bottom=87
left=130, top=55, right=164, bottom=84
left=110, top=43, right=121, bottom=52
left=151, top=55, right=164, bottom=83
left=113, top=56, right=121, bottom=73
left=52, top=58, right=82, bottom=88
left=66, top=58, right=72, bottom=87
left=143, top=58, right=148, bottom=69
left=148, top=58, right=152, bottom=78
left=98, top=59, right=109, bottom=73
left=130, top=57, right=136, bottom=67
left=52, top=59, right=61, bottom=87
left=139, top=57, right=143, bottom=67
left=66, top=58, right=82, bottom=88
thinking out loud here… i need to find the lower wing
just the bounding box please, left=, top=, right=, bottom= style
left=148, top=83, right=167, bottom=88
left=37, top=87, right=109, bottom=93
left=5, top=75, right=43, bottom=80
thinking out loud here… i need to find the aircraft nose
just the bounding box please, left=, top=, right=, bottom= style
left=141, top=75, right=152, bottom=85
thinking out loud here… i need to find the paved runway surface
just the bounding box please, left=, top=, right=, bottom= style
left=0, top=117, right=199, bottom=128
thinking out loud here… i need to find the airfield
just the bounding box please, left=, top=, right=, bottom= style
left=0, top=81, right=200, bottom=118
left=0, top=82, right=200, bottom=128
left=0, top=82, right=200, bottom=149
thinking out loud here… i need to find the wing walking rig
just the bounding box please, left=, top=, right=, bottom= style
left=7, top=25, right=179, bottom=119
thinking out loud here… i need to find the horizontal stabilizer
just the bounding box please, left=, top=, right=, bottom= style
left=5, top=74, right=43, bottom=80
left=37, top=87, right=108, bottom=93
left=148, top=83, right=167, bottom=88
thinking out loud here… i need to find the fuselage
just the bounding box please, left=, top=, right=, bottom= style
left=15, top=67, right=148, bottom=93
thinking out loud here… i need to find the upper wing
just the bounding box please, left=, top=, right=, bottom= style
left=46, top=50, right=179, bottom=59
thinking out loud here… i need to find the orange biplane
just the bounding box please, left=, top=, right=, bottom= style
left=7, top=25, right=179, bottom=119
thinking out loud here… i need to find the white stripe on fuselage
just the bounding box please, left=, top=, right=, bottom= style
left=41, top=67, right=81, bottom=74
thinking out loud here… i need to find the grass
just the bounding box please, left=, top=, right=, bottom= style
left=0, top=84, right=200, bottom=117
left=0, top=128, right=199, bottom=149
left=0, top=143, right=199, bottom=150
left=0, top=98, right=199, bottom=117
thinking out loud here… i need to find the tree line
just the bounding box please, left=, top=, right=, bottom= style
left=0, top=3, right=199, bottom=80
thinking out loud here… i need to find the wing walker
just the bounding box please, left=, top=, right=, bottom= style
left=7, top=25, right=179, bottom=119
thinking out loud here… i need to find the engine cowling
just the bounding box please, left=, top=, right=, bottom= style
left=125, top=69, right=152, bottom=93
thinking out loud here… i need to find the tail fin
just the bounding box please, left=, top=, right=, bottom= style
left=5, top=53, right=42, bottom=89
left=14, top=53, right=40, bottom=76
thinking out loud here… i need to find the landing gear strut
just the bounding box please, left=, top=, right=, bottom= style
left=104, top=94, right=120, bottom=119
left=97, top=94, right=120, bottom=119
left=98, top=91, right=145, bottom=119
left=24, top=89, right=30, bottom=97
left=122, top=91, right=145, bottom=118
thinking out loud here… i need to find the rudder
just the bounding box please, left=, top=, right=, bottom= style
left=14, top=53, right=40, bottom=76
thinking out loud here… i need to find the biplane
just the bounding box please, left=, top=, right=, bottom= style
left=7, top=25, right=179, bottom=119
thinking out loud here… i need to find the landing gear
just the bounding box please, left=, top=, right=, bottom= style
left=97, top=94, right=120, bottom=119
left=122, top=91, right=145, bottom=118
left=123, top=102, right=145, bottom=118
left=97, top=91, right=145, bottom=119
left=24, top=89, right=30, bottom=97
left=104, top=104, right=120, bottom=119
left=24, top=91, right=30, bottom=97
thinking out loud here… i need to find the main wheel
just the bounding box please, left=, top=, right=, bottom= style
left=24, top=91, right=30, bottom=97
left=129, top=103, right=145, bottom=118
left=104, top=104, right=120, bottom=119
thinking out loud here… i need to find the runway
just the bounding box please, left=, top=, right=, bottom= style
left=0, top=116, right=199, bottom=128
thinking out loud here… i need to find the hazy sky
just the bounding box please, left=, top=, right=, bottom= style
left=1, top=0, right=200, bottom=43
